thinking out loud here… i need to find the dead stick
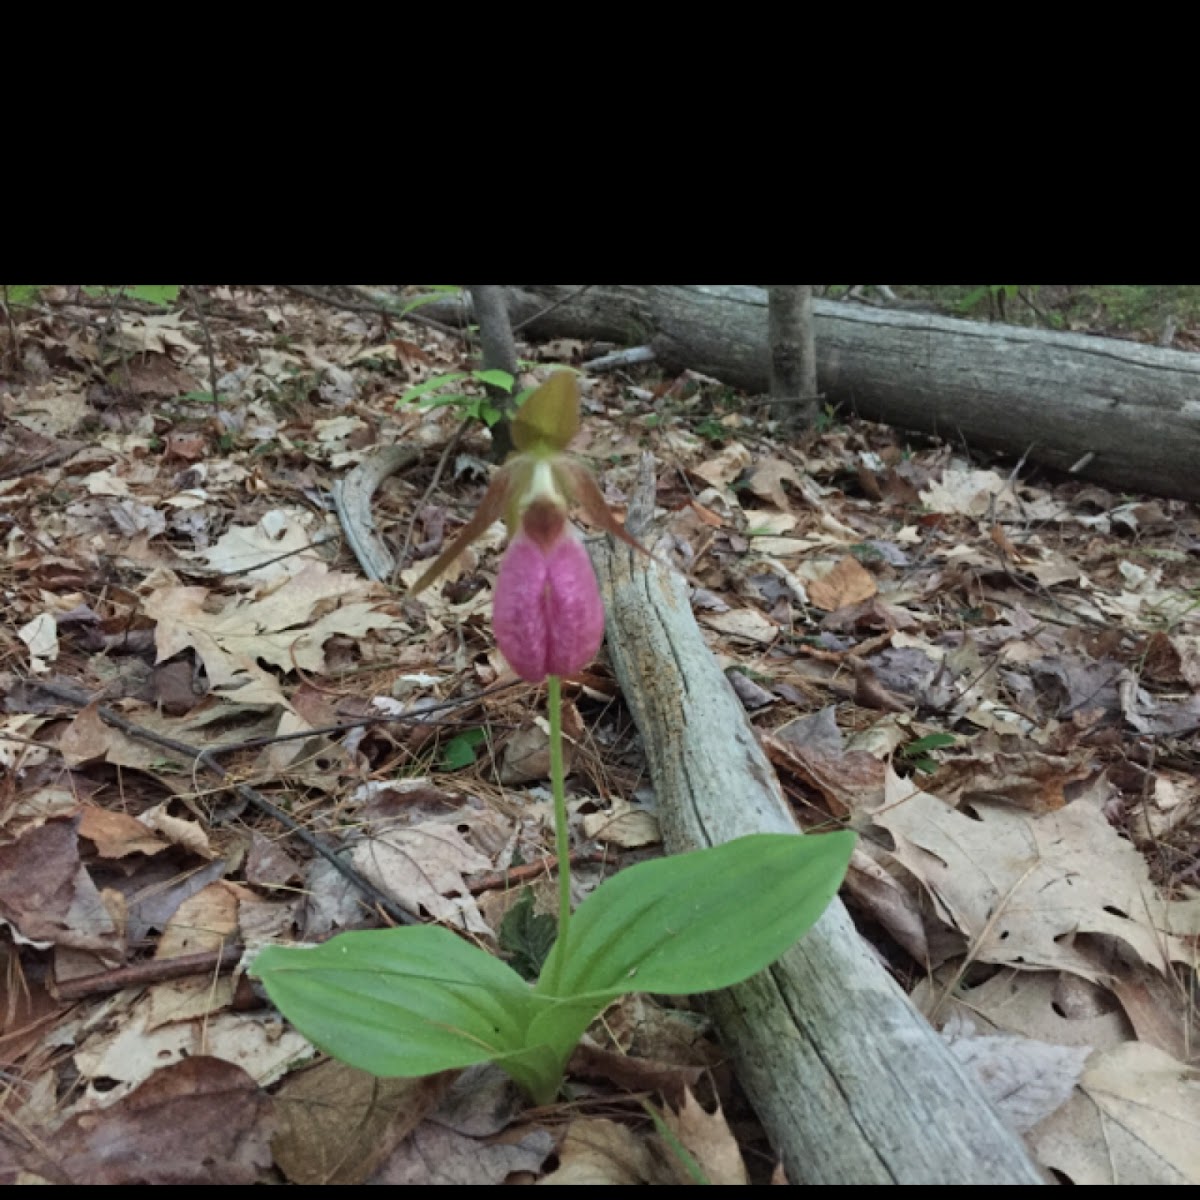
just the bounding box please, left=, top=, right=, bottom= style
left=55, top=945, right=244, bottom=1001
left=468, top=847, right=610, bottom=894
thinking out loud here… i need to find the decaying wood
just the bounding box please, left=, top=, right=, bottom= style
left=423, top=284, right=1200, bottom=504
left=333, top=445, right=417, bottom=582
left=587, top=519, right=1044, bottom=1185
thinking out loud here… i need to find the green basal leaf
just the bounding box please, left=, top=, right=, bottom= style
left=441, top=727, right=487, bottom=771
left=419, top=392, right=471, bottom=412
left=499, top=887, right=558, bottom=981
left=251, top=925, right=536, bottom=1078
left=472, top=368, right=515, bottom=392
left=400, top=287, right=460, bottom=316
left=536, top=832, right=855, bottom=1001
left=399, top=373, right=468, bottom=404
left=901, top=732, right=956, bottom=756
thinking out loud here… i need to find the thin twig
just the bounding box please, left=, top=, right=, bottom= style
left=467, top=846, right=611, bottom=895
left=33, top=682, right=417, bottom=927
left=186, top=285, right=222, bottom=406
left=54, top=945, right=244, bottom=1001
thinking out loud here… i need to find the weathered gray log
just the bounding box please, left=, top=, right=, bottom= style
left=333, top=445, right=416, bottom=581
left=588, top=521, right=1044, bottom=1185
left=423, top=284, right=1200, bottom=503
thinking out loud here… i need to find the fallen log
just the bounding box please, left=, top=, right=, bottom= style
left=586, top=473, right=1044, bottom=1185
left=424, top=284, right=1200, bottom=504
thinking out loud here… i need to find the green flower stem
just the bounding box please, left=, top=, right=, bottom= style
left=547, top=674, right=572, bottom=947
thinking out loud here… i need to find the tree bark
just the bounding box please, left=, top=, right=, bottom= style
left=768, top=285, right=819, bottom=425
left=422, top=285, right=1200, bottom=504
left=585, top=479, right=1045, bottom=1185
left=467, top=284, right=521, bottom=462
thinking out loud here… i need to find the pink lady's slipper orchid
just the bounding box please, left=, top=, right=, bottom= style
left=411, top=373, right=647, bottom=684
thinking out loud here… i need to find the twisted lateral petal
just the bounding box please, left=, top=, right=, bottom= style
left=493, top=530, right=605, bottom=683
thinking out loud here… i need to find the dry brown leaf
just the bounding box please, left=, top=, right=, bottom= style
left=693, top=441, right=752, bottom=489
left=873, top=769, right=1192, bottom=980
left=350, top=823, right=492, bottom=933
left=74, top=1004, right=314, bottom=1106
left=538, top=1118, right=666, bottom=1185
left=78, top=805, right=169, bottom=858
left=156, top=880, right=241, bottom=958
left=927, top=741, right=1094, bottom=814
left=46, top=1057, right=274, bottom=1185
left=660, top=1088, right=748, bottom=1185
left=569, top=1040, right=703, bottom=1103
left=913, top=969, right=1130, bottom=1053
left=59, top=703, right=194, bottom=773
left=372, top=1121, right=555, bottom=1186
left=850, top=660, right=910, bottom=713
left=1109, top=970, right=1200, bottom=1064
left=806, top=555, right=877, bottom=612
left=145, top=562, right=402, bottom=687
left=194, top=509, right=327, bottom=583
left=920, top=468, right=1013, bottom=517
left=940, top=1014, right=1090, bottom=1133
left=762, top=733, right=885, bottom=822
left=1169, top=632, right=1200, bottom=687
left=58, top=703, right=120, bottom=766
left=1028, top=1042, right=1200, bottom=1184
left=842, top=847, right=929, bottom=965
left=581, top=798, right=660, bottom=848
left=244, top=830, right=303, bottom=889
left=0, top=819, right=122, bottom=953
left=272, top=1059, right=449, bottom=1184
left=136, top=803, right=215, bottom=859
left=600, top=994, right=719, bottom=1068
left=745, top=457, right=807, bottom=512
left=499, top=721, right=560, bottom=784
left=698, top=607, right=779, bottom=645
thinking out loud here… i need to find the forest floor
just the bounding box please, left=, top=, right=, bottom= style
left=0, top=284, right=1197, bottom=1184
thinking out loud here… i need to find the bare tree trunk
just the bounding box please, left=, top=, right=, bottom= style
left=467, top=285, right=520, bottom=462
left=768, top=285, right=819, bottom=425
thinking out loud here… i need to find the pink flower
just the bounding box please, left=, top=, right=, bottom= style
left=493, top=513, right=605, bottom=684
left=410, top=372, right=648, bottom=683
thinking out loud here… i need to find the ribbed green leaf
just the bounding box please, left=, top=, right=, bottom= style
left=536, top=832, right=854, bottom=1001
left=399, top=372, right=468, bottom=404
left=251, top=925, right=537, bottom=1078
left=472, top=368, right=515, bottom=392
